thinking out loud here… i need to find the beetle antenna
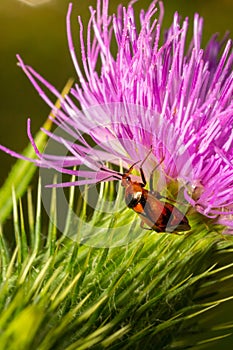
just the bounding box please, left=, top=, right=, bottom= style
left=140, top=146, right=153, bottom=168
left=79, top=172, right=122, bottom=201
left=126, top=160, right=141, bottom=174
left=100, top=167, right=123, bottom=177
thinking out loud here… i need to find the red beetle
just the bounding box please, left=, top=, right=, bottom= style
left=100, top=152, right=190, bottom=233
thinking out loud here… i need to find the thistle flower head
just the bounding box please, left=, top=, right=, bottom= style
left=1, top=0, right=233, bottom=235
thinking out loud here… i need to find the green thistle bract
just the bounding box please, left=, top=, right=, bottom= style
left=0, top=181, right=233, bottom=349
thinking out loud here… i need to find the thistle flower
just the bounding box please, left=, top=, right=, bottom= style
left=1, top=0, right=233, bottom=235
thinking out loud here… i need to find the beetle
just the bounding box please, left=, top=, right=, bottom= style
left=100, top=152, right=190, bottom=233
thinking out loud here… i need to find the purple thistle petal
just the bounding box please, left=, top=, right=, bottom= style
left=0, top=144, right=38, bottom=163
left=27, top=119, right=42, bottom=158
left=1, top=0, right=233, bottom=232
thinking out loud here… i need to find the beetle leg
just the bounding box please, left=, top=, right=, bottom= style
left=150, top=190, right=179, bottom=204
left=139, top=147, right=153, bottom=186
left=149, top=156, right=165, bottom=190
left=140, top=220, right=152, bottom=230
left=167, top=230, right=185, bottom=236
left=139, top=167, right=147, bottom=187
left=150, top=190, right=163, bottom=199
left=140, top=220, right=164, bottom=233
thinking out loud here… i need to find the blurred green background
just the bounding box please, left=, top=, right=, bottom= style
left=0, top=1, right=233, bottom=349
